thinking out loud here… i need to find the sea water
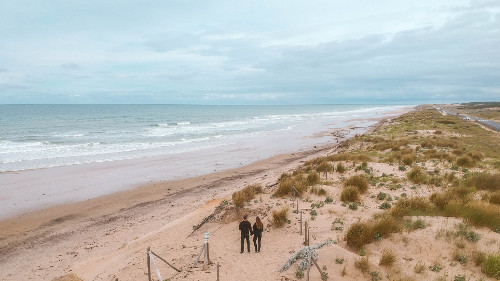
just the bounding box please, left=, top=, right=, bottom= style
left=0, top=104, right=407, bottom=173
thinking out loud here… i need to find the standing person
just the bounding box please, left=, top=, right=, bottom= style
left=252, top=216, right=264, bottom=253
left=239, top=214, right=253, bottom=253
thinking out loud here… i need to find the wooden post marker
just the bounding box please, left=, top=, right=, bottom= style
left=304, top=221, right=308, bottom=245
left=147, top=247, right=151, bottom=281
left=300, top=212, right=303, bottom=235
left=194, top=232, right=210, bottom=269
left=216, top=262, right=220, bottom=281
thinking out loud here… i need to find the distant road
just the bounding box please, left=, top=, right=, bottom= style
left=433, top=106, right=500, bottom=132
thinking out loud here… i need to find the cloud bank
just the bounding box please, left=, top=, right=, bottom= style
left=0, top=0, right=499, bottom=104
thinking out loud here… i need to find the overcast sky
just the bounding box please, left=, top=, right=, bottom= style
left=0, top=0, right=499, bottom=104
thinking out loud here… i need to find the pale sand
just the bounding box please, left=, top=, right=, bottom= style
left=0, top=110, right=436, bottom=281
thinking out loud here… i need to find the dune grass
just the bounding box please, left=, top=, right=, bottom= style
left=340, top=186, right=360, bottom=202
left=232, top=184, right=263, bottom=208
left=272, top=207, right=289, bottom=227
left=344, top=175, right=369, bottom=193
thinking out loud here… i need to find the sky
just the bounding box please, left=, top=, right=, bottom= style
left=0, top=0, right=499, bottom=105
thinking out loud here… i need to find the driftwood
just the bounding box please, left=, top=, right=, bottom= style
left=190, top=205, right=224, bottom=236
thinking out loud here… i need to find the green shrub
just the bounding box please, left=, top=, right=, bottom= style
left=377, top=192, right=387, bottom=200
left=344, top=175, right=369, bottom=193
left=272, top=207, right=289, bottom=227
left=296, top=269, right=304, bottom=278
left=341, top=186, right=360, bottom=202
left=481, top=254, right=500, bottom=279
left=349, top=203, right=358, bottom=210
left=379, top=202, right=392, bottom=209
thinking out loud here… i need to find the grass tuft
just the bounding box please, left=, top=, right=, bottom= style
left=379, top=249, right=396, bottom=267
left=344, top=175, right=369, bottom=193
left=407, top=167, right=428, bottom=184
left=341, top=186, right=360, bottom=202
left=481, top=253, right=500, bottom=279
left=232, top=184, right=263, bottom=208
left=272, top=207, right=289, bottom=227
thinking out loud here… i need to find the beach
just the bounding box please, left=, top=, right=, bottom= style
left=0, top=105, right=406, bottom=280
left=2, top=104, right=499, bottom=281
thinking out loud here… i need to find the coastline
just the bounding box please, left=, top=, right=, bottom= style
left=0, top=109, right=410, bottom=281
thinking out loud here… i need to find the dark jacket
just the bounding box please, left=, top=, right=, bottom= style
left=253, top=223, right=264, bottom=237
left=239, top=220, right=252, bottom=236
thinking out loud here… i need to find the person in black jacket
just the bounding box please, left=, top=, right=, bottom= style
left=252, top=216, right=264, bottom=253
left=239, top=214, right=253, bottom=253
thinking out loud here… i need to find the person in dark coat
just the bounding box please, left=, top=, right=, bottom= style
left=239, top=214, right=253, bottom=253
left=252, top=216, right=264, bottom=253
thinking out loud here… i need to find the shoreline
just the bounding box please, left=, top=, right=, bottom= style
left=0, top=107, right=410, bottom=221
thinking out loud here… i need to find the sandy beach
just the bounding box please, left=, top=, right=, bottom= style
left=2, top=105, right=500, bottom=281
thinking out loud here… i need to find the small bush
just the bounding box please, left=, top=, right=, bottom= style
left=349, top=203, right=358, bottom=210
left=336, top=162, right=347, bottom=173
left=307, top=171, right=320, bottom=186
left=466, top=173, right=500, bottom=191
left=272, top=207, right=289, bottom=227
left=490, top=192, right=500, bottom=205
left=377, top=192, right=387, bottom=200
left=341, top=186, right=360, bottom=202
left=401, top=154, right=416, bottom=166
left=379, top=202, right=392, bottom=209
left=325, top=196, right=333, bottom=203
left=372, top=215, right=401, bottom=238
left=296, top=269, right=304, bottom=278
left=407, top=167, right=428, bottom=184
left=482, top=254, right=500, bottom=279
left=379, top=249, right=396, bottom=267
left=232, top=184, right=263, bottom=208
left=472, top=250, right=486, bottom=266
left=456, top=156, right=475, bottom=167
left=354, top=257, right=370, bottom=273
left=429, top=193, right=451, bottom=210
left=390, top=197, right=432, bottom=218
left=316, top=161, right=334, bottom=174
left=345, top=222, right=374, bottom=250
left=344, top=175, right=369, bottom=193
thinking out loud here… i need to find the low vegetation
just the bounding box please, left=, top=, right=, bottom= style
left=272, top=207, right=289, bottom=227
left=232, top=184, right=263, bottom=208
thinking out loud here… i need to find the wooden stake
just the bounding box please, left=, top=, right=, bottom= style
left=307, top=226, right=310, bottom=246
left=207, top=243, right=210, bottom=264
left=147, top=247, right=151, bottom=281
left=217, top=262, right=220, bottom=281
left=203, top=243, right=208, bottom=269
left=193, top=244, right=206, bottom=267
left=296, top=199, right=299, bottom=213
left=312, top=258, right=324, bottom=276
left=151, top=251, right=181, bottom=272
left=325, top=167, right=328, bottom=179
left=300, top=212, right=303, bottom=235
left=304, top=221, right=308, bottom=245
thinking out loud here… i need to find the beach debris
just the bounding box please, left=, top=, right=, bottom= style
left=280, top=240, right=335, bottom=272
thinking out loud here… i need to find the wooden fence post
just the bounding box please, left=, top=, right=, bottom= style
left=300, top=212, right=303, bottom=235
left=304, top=221, right=308, bottom=245
left=147, top=247, right=151, bottom=281
left=217, top=262, right=220, bottom=281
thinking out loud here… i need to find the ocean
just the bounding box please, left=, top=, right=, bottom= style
left=0, top=104, right=407, bottom=173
